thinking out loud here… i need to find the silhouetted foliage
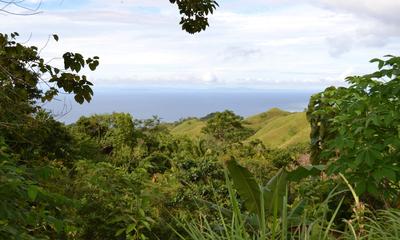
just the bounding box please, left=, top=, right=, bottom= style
left=170, top=0, right=219, bottom=34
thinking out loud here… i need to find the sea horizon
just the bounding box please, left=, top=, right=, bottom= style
left=44, top=87, right=319, bottom=124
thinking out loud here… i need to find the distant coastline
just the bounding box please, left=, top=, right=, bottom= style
left=44, top=88, right=317, bottom=124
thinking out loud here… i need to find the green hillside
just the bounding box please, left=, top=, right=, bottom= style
left=243, top=108, right=291, bottom=131
left=247, top=112, right=310, bottom=147
left=170, top=119, right=205, bottom=138
left=171, top=108, right=310, bottom=147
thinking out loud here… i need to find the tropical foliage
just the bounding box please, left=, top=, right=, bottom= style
left=307, top=55, right=400, bottom=207
left=1, top=6, right=400, bottom=238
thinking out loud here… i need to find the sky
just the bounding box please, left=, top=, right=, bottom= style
left=2, top=0, right=400, bottom=90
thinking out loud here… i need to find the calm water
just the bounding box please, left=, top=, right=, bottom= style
left=44, top=88, right=317, bottom=124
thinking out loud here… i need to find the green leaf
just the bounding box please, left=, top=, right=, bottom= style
left=353, top=154, right=364, bottom=167
left=381, top=168, right=397, bottom=182
left=372, top=169, right=385, bottom=181
left=126, top=223, right=136, bottom=234
left=361, top=148, right=380, bottom=167
left=53, top=219, right=64, bottom=233
left=263, top=169, right=287, bottom=214
left=367, top=183, right=379, bottom=197
left=89, top=61, right=99, bottom=71
left=355, top=181, right=366, bottom=195
left=225, top=158, right=261, bottom=216
left=27, top=185, right=39, bottom=201
left=74, top=94, right=84, bottom=104
left=378, top=61, right=384, bottom=69
left=115, top=228, right=125, bottom=237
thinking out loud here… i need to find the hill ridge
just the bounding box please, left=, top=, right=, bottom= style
left=170, top=108, right=310, bottom=147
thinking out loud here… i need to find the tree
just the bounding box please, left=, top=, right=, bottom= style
left=0, top=31, right=100, bottom=238
left=202, top=110, right=253, bottom=143
left=0, top=33, right=99, bottom=153
left=0, top=33, right=98, bottom=104
left=74, top=113, right=137, bottom=166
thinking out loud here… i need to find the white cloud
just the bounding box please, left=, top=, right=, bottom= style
left=201, top=72, right=219, bottom=84
left=326, top=34, right=354, bottom=57
left=1, top=0, right=399, bottom=89
left=318, top=0, right=400, bottom=24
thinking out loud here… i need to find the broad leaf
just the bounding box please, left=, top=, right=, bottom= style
left=226, top=158, right=261, bottom=216
left=263, top=169, right=287, bottom=214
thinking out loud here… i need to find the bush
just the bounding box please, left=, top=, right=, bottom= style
left=307, top=55, right=400, bottom=206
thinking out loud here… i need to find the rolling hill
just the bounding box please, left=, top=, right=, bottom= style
left=243, top=107, right=291, bottom=130
left=170, top=118, right=206, bottom=138
left=246, top=111, right=310, bottom=147
left=170, top=108, right=310, bottom=147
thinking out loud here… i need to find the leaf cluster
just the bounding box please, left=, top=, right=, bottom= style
left=307, top=55, right=400, bottom=205
left=170, top=0, right=219, bottom=34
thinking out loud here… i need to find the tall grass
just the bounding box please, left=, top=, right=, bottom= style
left=173, top=169, right=400, bottom=240
left=348, top=209, right=400, bottom=240
left=174, top=176, right=346, bottom=240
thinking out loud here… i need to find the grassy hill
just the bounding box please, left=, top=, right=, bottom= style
left=170, top=119, right=205, bottom=138
left=243, top=108, right=291, bottom=131
left=246, top=111, right=310, bottom=148
left=170, top=108, right=310, bottom=147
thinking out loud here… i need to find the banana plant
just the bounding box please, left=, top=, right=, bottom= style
left=225, top=157, right=324, bottom=226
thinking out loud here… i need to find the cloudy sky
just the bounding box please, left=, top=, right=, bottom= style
left=2, top=0, right=400, bottom=90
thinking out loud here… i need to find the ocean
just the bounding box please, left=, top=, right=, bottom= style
left=44, top=88, right=318, bottom=124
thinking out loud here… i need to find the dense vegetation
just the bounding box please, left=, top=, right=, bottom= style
left=1, top=10, right=400, bottom=240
